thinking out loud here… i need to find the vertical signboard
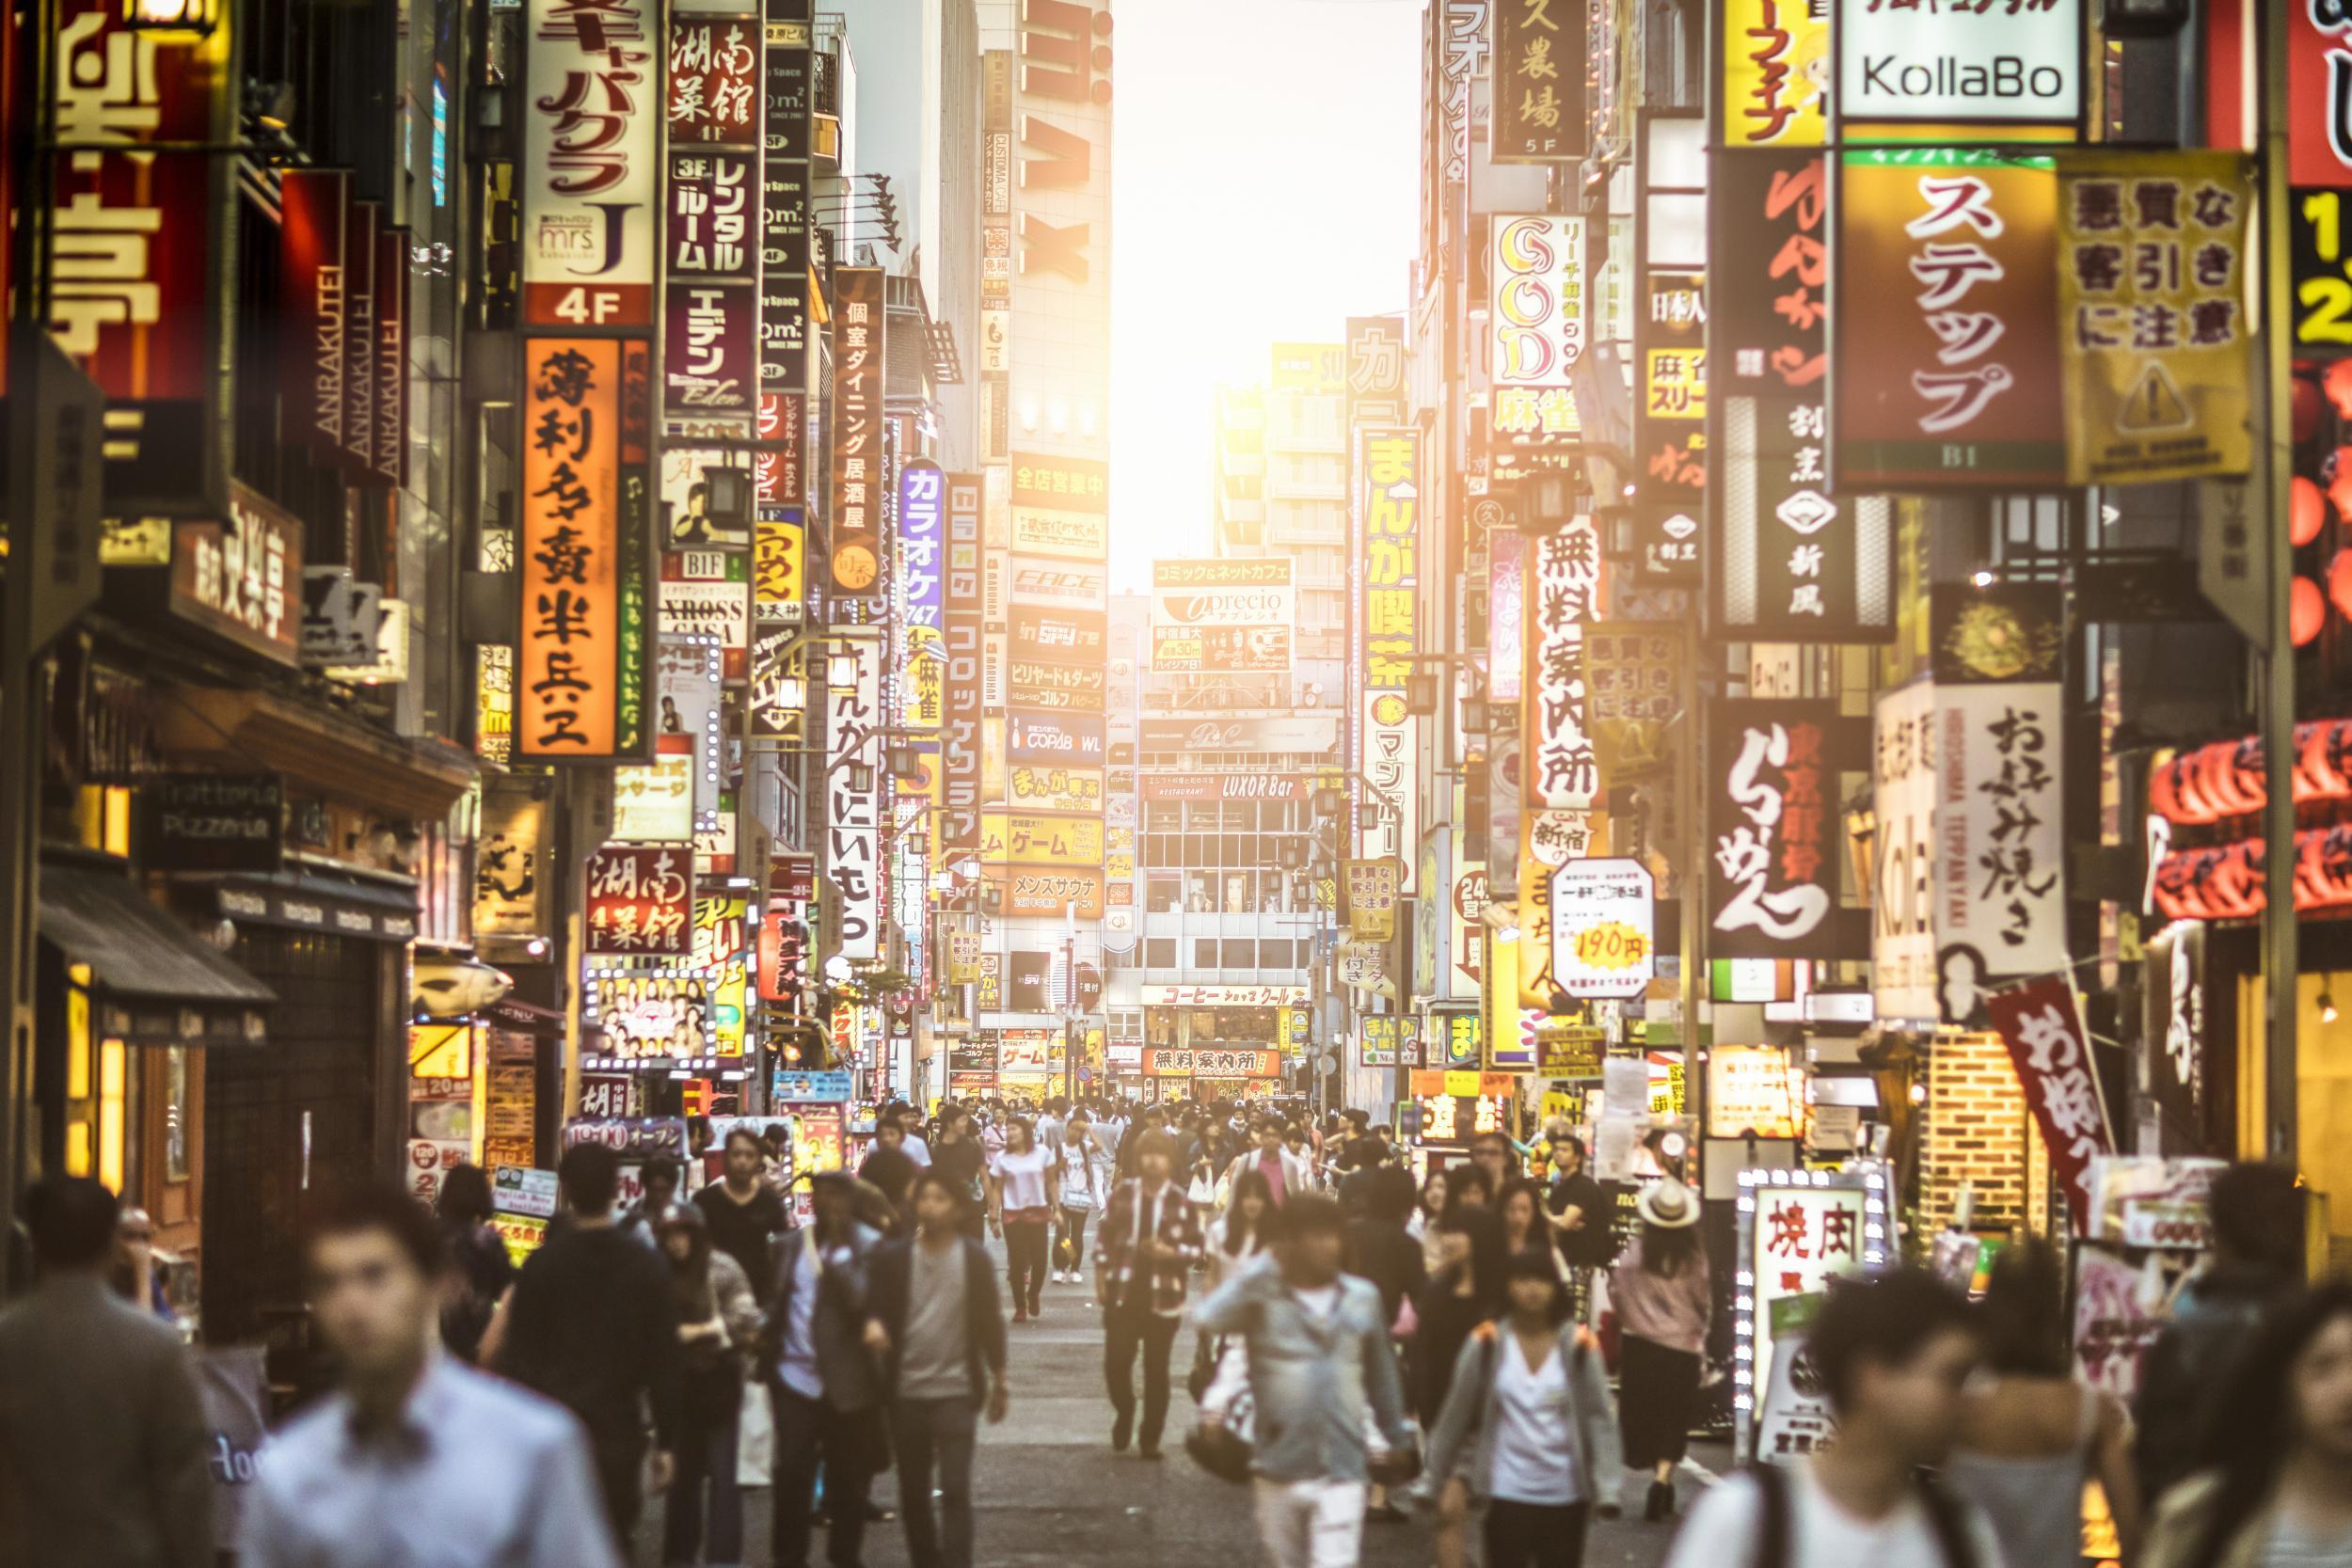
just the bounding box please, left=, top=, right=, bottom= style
left=1836, top=150, right=2065, bottom=487
left=761, top=0, right=813, bottom=389
left=663, top=145, right=760, bottom=418
left=1709, top=150, right=1895, bottom=641
left=516, top=339, right=653, bottom=761
left=1718, top=0, right=1828, bottom=150
left=1490, top=214, right=1585, bottom=440
left=898, top=460, right=946, bottom=732
left=942, top=473, right=985, bottom=866
left=279, top=169, right=352, bottom=467
left=1356, top=429, right=1422, bottom=888
left=1634, top=264, right=1706, bottom=583
left=830, top=267, right=885, bottom=594
left=47, top=0, right=231, bottom=510
left=1491, top=0, right=1588, bottom=162
left=1871, top=681, right=1938, bottom=1024
left=825, top=638, right=883, bottom=960
left=1706, top=699, right=1856, bottom=961
left=523, top=0, right=660, bottom=328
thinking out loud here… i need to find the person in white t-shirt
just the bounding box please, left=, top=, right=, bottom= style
left=1663, top=1268, right=2008, bottom=1568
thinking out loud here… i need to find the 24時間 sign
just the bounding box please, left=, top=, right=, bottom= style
left=517, top=339, right=653, bottom=761
left=1150, top=558, right=1293, bottom=673
left=523, top=0, right=659, bottom=328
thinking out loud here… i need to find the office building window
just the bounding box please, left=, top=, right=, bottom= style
left=1194, top=939, right=1218, bottom=969
left=1146, top=938, right=1177, bottom=969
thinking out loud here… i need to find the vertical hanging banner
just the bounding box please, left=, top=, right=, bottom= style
left=375, top=225, right=411, bottom=489
left=1706, top=699, right=1859, bottom=961
left=1708, top=150, right=1896, bottom=641
left=942, top=473, right=985, bottom=867
left=1717, top=0, right=1827, bottom=150
left=2055, top=151, right=2253, bottom=485
left=1984, top=978, right=2112, bottom=1235
left=1581, top=623, right=1681, bottom=782
left=830, top=267, right=885, bottom=594
left=1356, top=429, right=1422, bottom=889
left=48, top=0, right=232, bottom=511
left=341, top=201, right=380, bottom=483
left=663, top=143, right=760, bottom=418
left=523, top=0, right=660, bottom=328
left=1836, top=151, right=2064, bottom=488
left=898, top=460, right=946, bottom=733
left=1870, top=680, right=1939, bottom=1025
left=1490, top=215, right=1585, bottom=440
left=517, top=339, right=654, bottom=762
left=279, top=169, right=353, bottom=467
left=825, top=637, right=883, bottom=960
left=1491, top=0, right=1588, bottom=163
left=1518, top=519, right=1604, bottom=1007
left=761, top=0, right=813, bottom=389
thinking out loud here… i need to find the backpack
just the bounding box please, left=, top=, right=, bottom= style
left=1747, top=1463, right=1976, bottom=1568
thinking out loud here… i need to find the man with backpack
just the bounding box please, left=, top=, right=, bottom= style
left=1662, top=1268, right=2008, bottom=1568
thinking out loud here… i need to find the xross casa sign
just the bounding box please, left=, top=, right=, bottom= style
left=1837, top=0, right=2082, bottom=135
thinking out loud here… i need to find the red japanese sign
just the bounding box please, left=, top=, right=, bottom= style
left=2291, top=2, right=2352, bottom=188
left=374, top=225, right=411, bottom=489
left=1706, top=700, right=1862, bottom=961
left=1986, top=977, right=2113, bottom=1234
left=585, top=846, right=692, bottom=957
left=280, top=169, right=352, bottom=466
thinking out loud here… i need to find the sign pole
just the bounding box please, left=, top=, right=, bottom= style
left=2258, top=0, right=2298, bottom=1164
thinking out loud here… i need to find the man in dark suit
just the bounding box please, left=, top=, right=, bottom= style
left=0, top=1176, right=213, bottom=1568
left=863, top=1169, right=1009, bottom=1568
left=760, top=1170, right=883, bottom=1568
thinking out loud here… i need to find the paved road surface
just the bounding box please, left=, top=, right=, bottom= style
left=635, top=1264, right=1709, bottom=1566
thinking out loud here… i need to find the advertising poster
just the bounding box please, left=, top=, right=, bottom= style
left=1149, top=558, right=1294, bottom=673
left=1548, top=858, right=1655, bottom=1000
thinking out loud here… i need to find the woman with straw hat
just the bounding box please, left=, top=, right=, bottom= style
left=1608, top=1178, right=1709, bottom=1523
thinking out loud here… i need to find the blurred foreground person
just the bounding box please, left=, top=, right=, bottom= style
left=496, top=1139, right=682, bottom=1544
left=2137, top=1162, right=2305, bottom=1503
left=865, top=1169, right=1010, bottom=1568
left=240, top=1182, right=620, bottom=1568
left=1196, top=1194, right=1416, bottom=1568
left=1426, top=1249, right=1622, bottom=1568
left=2144, top=1280, right=2352, bottom=1568
left=1662, top=1269, right=2005, bottom=1568
left=0, top=1176, right=210, bottom=1568
left=1947, top=1238, right=2140, bottom=1568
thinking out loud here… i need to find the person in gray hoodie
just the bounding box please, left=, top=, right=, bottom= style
left=1425, top=1247, right=1623, bottom=1568
left=1194, top=1194, right=1416, bottom=1568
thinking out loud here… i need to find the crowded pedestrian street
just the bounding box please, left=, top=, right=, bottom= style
left=14, top=0, right=2352, bottom=1562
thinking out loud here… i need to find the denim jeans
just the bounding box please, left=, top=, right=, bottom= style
left=890, top=1396, right=977, bottom=1568
left=663, top=1403, right=742, bottom=1565
left=770, top=1384, right=878, bottom=1568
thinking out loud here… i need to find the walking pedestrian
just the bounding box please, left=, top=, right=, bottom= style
left=1055, top=1111, right=1114, bottom=1282
left=1346, top=1164, right=1427, bottom=1526
left=657, top=1204, right=760, bottom=1568
left=1426, top=1248, right=1623, bottom=1568
left=1196, top=1194, right=1417, bottom=1568
left=1609, top=1177, right=1709, bottom=1521
left=1225, top=1117, right=1311, bottom=1207
left=1497, top=1180, right=1557, bottom=1273
left=0, top=1176, right=212, bottom=1568
left=1663, top=1269, right=2002, bottom=1568
left=760, top=1170, right=886, bottom=1568
left=625, top=1154, right=686, bottom=1245
left=931, top=1105, right=990, bottom=1239
left=696, top=1126, right=789, bottom=1306
left=988, top=1116, right=1058, bottom=1323
left=2136, top=1161, right=2304, bottom=1503
left=1094, top=1129, right=1205, bottom=1457
left=435, top=1162, right=515, bottom=1363
left=864, top=1169, right=1011, bottom=1568
left=1542, top=1133, right=1612, bottom=1271
left=239, top=1181, right=620, bottom=1568
left=1947, top=1238, right=2141, bottom=1568
left=495, top=1139, right=683, bottom=1544
left=2142, top=1279, right=2352, bottom=1568
left=1413, top=1206, right=1502, bottom=1568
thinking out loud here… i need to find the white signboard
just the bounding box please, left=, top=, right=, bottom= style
left=1871, top=681, right=1938, bottom=1024
left=1150, top=558, right=1294, bottom=673
left=522, top=0, right=659, bottom=324
left=824, top=638, right=882, bottom=960
left=1139, top=984, right=1309, bottom=1007
left=1527, top=520, right=1602, bottom=810
left=1548, top=858, right=1655, bottom=999
left=1837, top=0, right=2083, bottom=132
left=1939, top=681, right=2068, bottom=996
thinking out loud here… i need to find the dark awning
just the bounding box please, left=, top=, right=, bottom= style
left=40, top=860, right=275, bottom=1049
left=205, top=868, right=420, bottom=942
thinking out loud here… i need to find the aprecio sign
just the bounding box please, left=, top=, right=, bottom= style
left=1837, top=0, right=2082, bottom=136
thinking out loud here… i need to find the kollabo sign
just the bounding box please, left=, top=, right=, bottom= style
left=1836, top=0, right=2083, bottom=138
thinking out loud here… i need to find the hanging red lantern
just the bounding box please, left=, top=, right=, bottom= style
left=2295, top=574, right=2328, bottom=645
left=2295, top=475, right=2328, bottom=546
left=2298, top=375, right=2328, bottom=441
